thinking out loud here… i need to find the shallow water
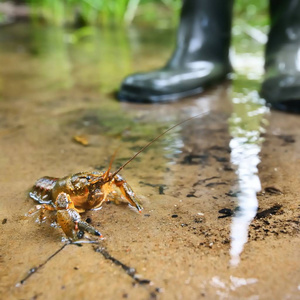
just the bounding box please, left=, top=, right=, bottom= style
left=0, top=23, right=299, bottom=299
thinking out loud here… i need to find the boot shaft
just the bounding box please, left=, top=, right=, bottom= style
left=168, top=0, right=234, bottom=67
left=267, top=0, right=300, bottom=59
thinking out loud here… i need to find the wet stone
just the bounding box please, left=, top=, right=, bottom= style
left=158, top=185, right=165, bottom=194
left=137, top=279, right=151, bottom=285
left=218, top=208, right=234, bottom=218
left=277, top=134, right=295, bottom=143
left=255, top=205, right=283, bottom=219
left=213, top=155, right=229, bottom=162
left=264, top=187, right=283, bottom=195
left=225, top=191, right=238, bottom=197
left=205, top=182, right=227, bottom=187
left=181, top=153, right=209, bottom=165
left=186, top=192, right=197, bottom=198
left=223, top=164, right=234, bottom=171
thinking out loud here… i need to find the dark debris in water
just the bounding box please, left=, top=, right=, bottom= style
left=139, top=181, right=167, bottom=195
left=264, top=186, right=283, bottom=195
left=223, top=165, right=234, bottom=171
left=205, top=182, right=227, bottom=187
left=209, top=145, right=231, bottom=153
left=158, top=185, right=165, bottom=195
left=193, top=176, right=221, bottom=187
left=277, top=134, right=295, bottom=143
left=225, top=191, right=239, bottom=197
left=186, top=192, right=197, bottom=198
left=213, top=155, right=229, bottom=163
left=180, top=144, right=231, bottom=166
left=218, top=208, right=234, bottom=219
left=181, top=153, right=209, bottom=165
left=255, top=205, right=283, bottom=219
left=217, top=205, right=283, bottom=220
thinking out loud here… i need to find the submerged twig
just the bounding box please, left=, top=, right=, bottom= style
left=16, top=243, right=68, bottom=286
left=17, top=242, right=161, bottom=298
left=94, top=247, right=163, bottom=297
left=94, top=246, right=152, bottom=285
left=16, top=240, right=99, bottom=286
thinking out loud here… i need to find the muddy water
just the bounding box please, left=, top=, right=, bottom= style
left=0, top=24, right=299, bottom=300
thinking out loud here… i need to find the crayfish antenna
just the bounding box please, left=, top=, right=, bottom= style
left=103, top=148, right=119, bottom=181
left=109, top=112, right=207, bottom=179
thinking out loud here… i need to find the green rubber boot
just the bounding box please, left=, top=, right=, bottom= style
left=118, top=0, right=233, bottom=103
left=261, top=0, right=300, bottom=112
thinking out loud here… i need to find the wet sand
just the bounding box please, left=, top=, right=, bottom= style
left=0, top=24, right=299, bottom=300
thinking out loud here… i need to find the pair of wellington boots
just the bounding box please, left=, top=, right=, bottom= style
left=118, top=0, right=300, bottom=112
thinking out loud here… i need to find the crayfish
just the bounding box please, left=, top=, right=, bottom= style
left=28, top=114, right=202, bottom=241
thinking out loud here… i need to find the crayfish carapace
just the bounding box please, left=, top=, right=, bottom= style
left=28, top=114, right=203, bottom=241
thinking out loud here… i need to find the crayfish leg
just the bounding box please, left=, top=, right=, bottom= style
left=56, top=209, right=81, bottom=240
left=27, top=204, right=56, bottom=222
left=112, top=174, right=143, bottom=212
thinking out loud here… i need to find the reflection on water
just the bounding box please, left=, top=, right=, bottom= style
left=229, top=18, right=270, bottom=266
left=228, top=90, right=269, bottom=266
left=209, top=275, right=258, bottom=298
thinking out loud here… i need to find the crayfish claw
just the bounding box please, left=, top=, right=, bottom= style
left=113, top=174, right=143, bottom=212
left=77, top=220, right=103, bottom=239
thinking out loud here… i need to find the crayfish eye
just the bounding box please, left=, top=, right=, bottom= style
left=77, top=231, right=84, bottom=239
left=86, top=175, right=91, bottom=181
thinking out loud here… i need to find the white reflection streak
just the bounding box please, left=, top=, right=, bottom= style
left=229, top=139, right=261, bottom=266
left=228, top=91, right=268, bottom=267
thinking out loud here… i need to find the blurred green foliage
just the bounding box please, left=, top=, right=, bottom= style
left=24, top=0, right=268, bottom=27
left=27, top=0, right=181, bottom=27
